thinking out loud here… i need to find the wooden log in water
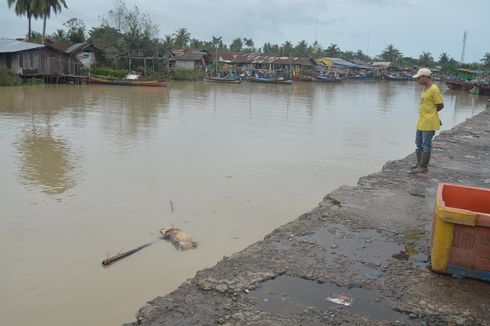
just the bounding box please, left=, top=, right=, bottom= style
left=102, top=240, right=157, bottom=266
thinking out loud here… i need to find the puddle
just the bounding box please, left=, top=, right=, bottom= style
left=298, top=225, right=404, bottom=279
left=249, top=276, right=408, bottom=322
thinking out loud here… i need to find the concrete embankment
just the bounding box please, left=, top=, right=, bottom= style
left=128, top=102, right=490, bottom=326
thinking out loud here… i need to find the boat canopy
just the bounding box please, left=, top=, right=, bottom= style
left=457, top=68, right=480, bottom=80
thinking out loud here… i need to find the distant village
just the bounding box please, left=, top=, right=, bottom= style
left=2, top=0, right=489, bottom=90
left=0, top=37, right=452, bottom=84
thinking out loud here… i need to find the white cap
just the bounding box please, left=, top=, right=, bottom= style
left=412, top=68, right=432, bottom=78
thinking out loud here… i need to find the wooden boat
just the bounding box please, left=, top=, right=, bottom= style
left=292, top=75, right=313, bottom=82
left=383, top=73, right=412, bottom=81
left=204, top=76, right=241, bottom=84
left=445, top=79, right=472, bottom=90
left=313, top=75, right=342, bottom=83
left=247, top=76, right=292, bottom=84
left=88, top=75, right=167, bottom=87
left=445, top=68, right=478, bottom=91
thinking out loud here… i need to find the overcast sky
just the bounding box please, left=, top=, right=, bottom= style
left=1, top=0, right=488, bottom=63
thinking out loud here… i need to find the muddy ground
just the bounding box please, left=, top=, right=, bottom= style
left=127, top=103, right=490, bottom=325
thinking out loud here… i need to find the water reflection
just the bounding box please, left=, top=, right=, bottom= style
left=444, top=89, right=488, bottom=109
left=89, top=85, right=170, bottom=145
left=16, top=125, right=77, bottom=195
left=443, top=89, right=489, bottom=125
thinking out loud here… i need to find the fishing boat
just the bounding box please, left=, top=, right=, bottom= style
left=204, top=76, right=242, bottom=84
left=88, top=75, right=167, bottom=87
left=247, top=76, right=292, bottom=84
left=313, top=75, right=342, bottom=83
left=383, top=72, right=412, bottom=81
left=292, top=74, right=313, bottom=82
left=446, top=78, right=472, bottom=90
left=445, top=68, right=478, bottom=90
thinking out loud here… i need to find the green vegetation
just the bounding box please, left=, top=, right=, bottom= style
left=170, top=67, right=201, bottom=81
left=0, top=67, right=23, bottom=86
left=82, top=66, right=167, bottom=79
left=83, top=67, right=128, bottom=79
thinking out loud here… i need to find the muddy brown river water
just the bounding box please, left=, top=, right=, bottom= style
left=0, top=81, right=487, bottom=326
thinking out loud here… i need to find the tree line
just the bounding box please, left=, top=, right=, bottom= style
left=7, top=0, right=490, bottom=74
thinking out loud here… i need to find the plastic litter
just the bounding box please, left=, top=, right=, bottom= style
left=326, top=294, right=353, bottom=307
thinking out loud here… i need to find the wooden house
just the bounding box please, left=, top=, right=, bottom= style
left=45, top=38, right=97, bottom=68
left=170, top=49, right=211, bottom=70
left=0, top=38, right=80, bottom=78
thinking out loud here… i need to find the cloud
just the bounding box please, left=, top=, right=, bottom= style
left=1, top=0, right=488, bottom=62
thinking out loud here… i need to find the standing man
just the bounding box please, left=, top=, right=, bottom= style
left=411, top=68, right=444, bottom=173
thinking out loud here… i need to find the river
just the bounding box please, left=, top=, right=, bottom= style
left=0, top=80, right=487, bottom=326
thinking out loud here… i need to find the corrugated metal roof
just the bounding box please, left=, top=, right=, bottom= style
left=66, top=43, right=85, bottom=54
left=215, top=51, right=315, bottom=66
left=44, top=37, right=70, bottom=51
left=321, top=57, right=363, bottom=68
left=371, top=62, right=391, bottom=67
left=0, top=38, right=45, bottom=53
left=172, top=48, right=209, bottom=61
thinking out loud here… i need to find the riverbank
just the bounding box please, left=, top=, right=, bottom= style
left=128, top=102, right=490, bottom=325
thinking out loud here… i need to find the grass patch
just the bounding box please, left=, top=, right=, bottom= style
left=0, top=67, right=22, bottom=86
left=170, top=67, right=201, bottom=81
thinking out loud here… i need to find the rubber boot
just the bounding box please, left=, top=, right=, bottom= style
left=412, top=152, right=431, bottom=173
left=410, top=149, right=421, bottom=170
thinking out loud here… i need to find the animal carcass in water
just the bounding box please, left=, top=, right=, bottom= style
left=159, top=227, right=197, bottom=250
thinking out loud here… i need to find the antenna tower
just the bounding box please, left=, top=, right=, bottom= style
left=460, top=31, right=468, bottom=63
left=314, top=12, right=319, bottom=44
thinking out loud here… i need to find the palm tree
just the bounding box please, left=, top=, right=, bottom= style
left=380, top=44, right=402, bottom=62
left=52, top=28, right=67, bottom=42
left=189, top=38, right=203, bottom=49
left=341, top=50, right=355, bottom=60
left=173, top=27, right=190, bottom=48
left=7, top=0, right=37, bottom=40
left=211, top=36, right=223, bottom=49
left=281, top=41, right=293, bottom=56
left=161, top=34, right=173, bottom=53
left=243, top=38, right=254, bottom=52
left=262, top=42, right=272, bottom=54
left=354, top=49, right=370, bottom=62
left=294, top=40, right=308, bottom=57
left=325, top=43, right=340, bottom=57
left=418, top=51, right=434, bottom=67
left=230, top=37, right=243, bottom=52
left=30, top=0, right=68, bottom=44
left=262, top=43, right=279, bottom=55
left=439, top=52, right=450, bottom=65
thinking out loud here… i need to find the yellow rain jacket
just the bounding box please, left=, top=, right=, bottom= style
left=417, top=84, right=443, bottom=131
